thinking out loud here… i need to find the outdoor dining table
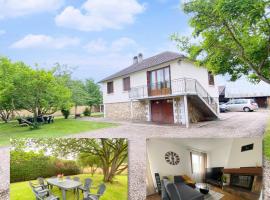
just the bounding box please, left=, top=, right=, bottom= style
left=47, top=178, right=82, bottom=200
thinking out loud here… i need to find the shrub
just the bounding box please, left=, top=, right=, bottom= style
left=10, top=151, right=80, bottom=183
left=83, top=107, right=91, bottom=116
left=61, top=109, right=70, bottom=119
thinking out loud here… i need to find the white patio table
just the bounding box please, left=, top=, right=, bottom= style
left=47, top=178, right=82, bottom=200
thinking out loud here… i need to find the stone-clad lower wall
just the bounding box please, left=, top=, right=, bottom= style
left=188, top=100, right=205, bottom=123
left=105, top=102, right=132, bottom=120
left=105, top=101, right=148, bottom=121
left=132, top=101, right=147, bottom=121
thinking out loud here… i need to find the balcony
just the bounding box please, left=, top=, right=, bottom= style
left=129, top=78, right=218, bottom=114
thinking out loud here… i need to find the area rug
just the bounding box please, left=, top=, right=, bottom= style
left=204, top=190, right=224, bottom=200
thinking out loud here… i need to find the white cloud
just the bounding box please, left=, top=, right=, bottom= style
left=0, top=0, right=64, bottom=19
left=55, top=0, right=145, bottom=31
left=84, top=37, right=138, bottom=54
left=10, top=34, right=80, bottom=49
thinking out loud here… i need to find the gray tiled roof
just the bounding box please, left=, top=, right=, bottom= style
left=99, top=51, right=185, bottom=82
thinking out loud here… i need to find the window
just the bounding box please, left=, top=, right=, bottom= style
left=107, top=81, right=114, bottom=94
left=123, top=77, right=130, bottom=91
left=208, top=71, right=215, bottom=85
left=190, top=152, right=207, bottom=174
left=149, top=66, right=171, bottom=89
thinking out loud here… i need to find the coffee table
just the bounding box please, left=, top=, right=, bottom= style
left=195, top=183, right=210, bottom=194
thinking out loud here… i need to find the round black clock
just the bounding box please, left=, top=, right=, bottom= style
left=165, top=151, right=180, bottom=165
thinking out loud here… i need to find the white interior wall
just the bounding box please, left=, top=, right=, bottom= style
left=226, top=138, right=262, bottom=168
left=147, top=139, right=191, bottom=188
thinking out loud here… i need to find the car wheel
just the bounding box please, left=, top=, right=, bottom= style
left=243, top=107, right=250, bottom=112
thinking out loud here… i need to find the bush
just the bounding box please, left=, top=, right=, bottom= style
left=10, top=151, right=80, bottom=183
left=83, top=107, right=91, bottom=116
left=61, top=109, right=70, bottom=119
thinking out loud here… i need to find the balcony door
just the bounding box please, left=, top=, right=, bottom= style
left=148, top=66, right=171, bottom=96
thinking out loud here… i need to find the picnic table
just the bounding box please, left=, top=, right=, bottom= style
left=47, top=178, right=82, bottom=200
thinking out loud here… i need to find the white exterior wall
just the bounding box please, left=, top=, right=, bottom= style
left=102, top=59, right=219, bottom=104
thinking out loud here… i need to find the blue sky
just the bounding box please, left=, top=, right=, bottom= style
left=0, top=0, right=193, bottom=82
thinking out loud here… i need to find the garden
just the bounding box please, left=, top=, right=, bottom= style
left=10, top=138, right=128, bottom=200
left=0, top=57, right=114, bottom=146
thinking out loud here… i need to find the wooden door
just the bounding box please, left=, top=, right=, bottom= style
left=151, top=99, right=174, bottom=124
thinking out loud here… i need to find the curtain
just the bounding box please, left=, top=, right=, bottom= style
left=190, top=151, right=207, bottom=182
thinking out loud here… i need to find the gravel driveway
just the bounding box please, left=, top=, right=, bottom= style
left=1, top=110, right=269, bottom=200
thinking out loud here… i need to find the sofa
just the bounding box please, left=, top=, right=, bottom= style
left=161, top=176, right=204, bottom=200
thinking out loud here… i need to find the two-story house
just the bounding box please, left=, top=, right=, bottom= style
left=100, top=51, right=219, bottom=127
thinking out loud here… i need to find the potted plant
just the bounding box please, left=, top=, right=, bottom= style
left=222, top=175, right=228, bottom=186
left=57, top=174, right=64, bottom=182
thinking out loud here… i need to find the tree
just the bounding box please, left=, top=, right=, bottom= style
left=14, top=67, right=72, bottom=123
left=68, top=80, right=89, bottom=118
left=0, top=57, right=16, bottom=122
left=0, top=58, right=27, bottom=122
left=84, top=79, right=102, bottom=115
left=24, top=138, right=128, bottom=183
left=78, top=153, right=102, bottom=176
left=172, top=0, right=270, bottom=84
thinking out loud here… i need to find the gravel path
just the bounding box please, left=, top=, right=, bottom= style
left=1, top=110, right=269, bottom=200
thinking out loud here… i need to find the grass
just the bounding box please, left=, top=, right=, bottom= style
left=264, top=118, right=270, bottom=159
left=0, top=118, right=115, bottom=146
left=10, top=174, right=127, bottom=200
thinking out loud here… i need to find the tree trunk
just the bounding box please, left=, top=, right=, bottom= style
left=75, top=105, right=77, bottom=119
left=89, top=106, right=92, bottom=117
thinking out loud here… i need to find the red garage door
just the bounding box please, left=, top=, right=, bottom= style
left=151, top=99, right=174, bottom=124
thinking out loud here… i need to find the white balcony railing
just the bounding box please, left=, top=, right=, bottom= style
left=129, top=78, right=218, bottom=114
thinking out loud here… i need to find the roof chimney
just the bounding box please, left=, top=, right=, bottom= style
left=138, top=53, right=143, bottom=62
left=133, top=56, right=138, bottom=64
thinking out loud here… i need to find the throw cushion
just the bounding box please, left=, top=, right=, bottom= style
left=165, top=182, right=182, bottom=200
left=174, top=176, right=185, bottom=184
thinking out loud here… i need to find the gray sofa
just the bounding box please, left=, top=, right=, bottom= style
left=161, top=178, right=204, bottom=200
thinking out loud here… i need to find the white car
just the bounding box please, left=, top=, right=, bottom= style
left=220, top=99, right=258, bottom=112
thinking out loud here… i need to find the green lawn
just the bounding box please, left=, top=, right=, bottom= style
left=0, top=118, right=115, bottom=146
left=10, top=174, right=127, bottom=200
left=264, top=118, right=270, bottom=159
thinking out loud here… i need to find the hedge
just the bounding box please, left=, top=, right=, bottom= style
left=10, top=151, right=80, bottom=183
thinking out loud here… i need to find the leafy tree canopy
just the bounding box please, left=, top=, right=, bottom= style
left=172, top=0, right=270, bottom=84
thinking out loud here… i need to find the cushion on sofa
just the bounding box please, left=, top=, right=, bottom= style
left=164, top=182, right=182, bottom=200
left=176, top=183, right=204, bottom=200
left=161, top=179, right=170, bottom=200
left=174, top=176, right=185, bottom=184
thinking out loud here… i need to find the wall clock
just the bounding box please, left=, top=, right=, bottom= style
left=165, top=151, right=180, bottom=165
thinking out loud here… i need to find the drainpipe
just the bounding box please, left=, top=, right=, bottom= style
left=184, top=95, right=189, bottom=128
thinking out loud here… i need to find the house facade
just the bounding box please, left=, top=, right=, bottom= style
left=100, top=51, right=219, bottom=127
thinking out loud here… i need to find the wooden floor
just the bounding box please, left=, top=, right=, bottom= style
left=146, top=186, right=247, bottom=200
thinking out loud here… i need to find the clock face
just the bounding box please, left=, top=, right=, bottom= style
left=165, top=151, right=180, bottom=165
